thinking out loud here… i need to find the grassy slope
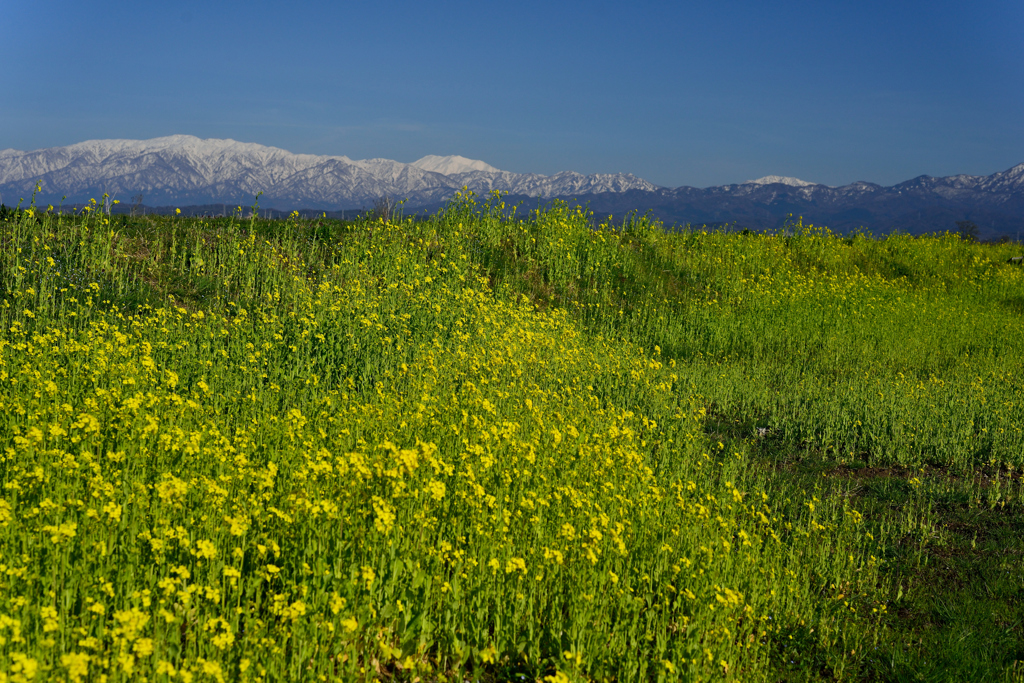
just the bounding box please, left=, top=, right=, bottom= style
left=462, top=196, right=1024, bottom=681
left=0, top=194, right=1022, bottom=681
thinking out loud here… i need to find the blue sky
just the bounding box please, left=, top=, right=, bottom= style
left=5, top=0, right=1023, bottom=187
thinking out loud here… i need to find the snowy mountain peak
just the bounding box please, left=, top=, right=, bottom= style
left=744, top=175, right=818, bottom=188
left=410, top=155, right=500, bottom=175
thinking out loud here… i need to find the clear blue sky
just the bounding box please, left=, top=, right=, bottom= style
left=5, top=0, right=1023, bottom=187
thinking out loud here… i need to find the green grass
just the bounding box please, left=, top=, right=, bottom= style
left=0, top=193, right=1021, bottom=681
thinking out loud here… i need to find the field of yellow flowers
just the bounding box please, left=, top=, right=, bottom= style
left=0, top=193, right=1021, bottom=681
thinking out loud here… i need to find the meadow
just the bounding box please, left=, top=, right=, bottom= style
left=0, top=191, right=1022, bottom=681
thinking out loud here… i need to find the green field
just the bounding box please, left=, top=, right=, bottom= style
left=1, top=192, right=1023, bottom=681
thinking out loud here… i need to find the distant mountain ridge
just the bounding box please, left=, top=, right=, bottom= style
left=560, top=164, right=1024, bottom=238
left=1, top=136, right=1023, bottom=238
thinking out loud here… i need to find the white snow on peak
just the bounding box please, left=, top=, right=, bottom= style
left=744, top=175, right=818, bottom=188
left=410, top=155, right=500, bottom=175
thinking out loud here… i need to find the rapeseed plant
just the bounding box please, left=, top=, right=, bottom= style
left=3, top=192, right=1015, bottom=680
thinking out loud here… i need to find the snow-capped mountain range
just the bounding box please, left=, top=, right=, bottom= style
left=575, top=163, right=1024, bottom=237
left=1, top=136, right=1023, bottom=237
left=0, top=135, right=657, bottom=209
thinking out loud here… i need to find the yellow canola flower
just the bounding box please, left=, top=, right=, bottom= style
left=360, top=565, right=376, bottom=589
left=9, top=654, right=38, bottom=681
left=505, top=557, right=526, bottom=574
left=426, top=480, right=445, bottom=500
left=195, top=539, right=217, bottom=560
left=61, top=652, right=90, bottom=682
left=0, top=500, right=12, bottom=528
left=42, top=521, right=77, bottom=544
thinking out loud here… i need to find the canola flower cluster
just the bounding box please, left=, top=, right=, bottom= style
left=0, top=198, right=908, bottom=681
